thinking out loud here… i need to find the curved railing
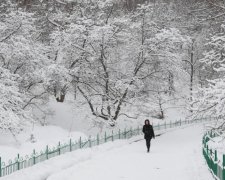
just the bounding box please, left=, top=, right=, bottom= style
left=202, top=131, right=225, bottom=180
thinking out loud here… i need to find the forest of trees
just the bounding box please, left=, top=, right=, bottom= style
left=1, top=0, right=225, bottom=132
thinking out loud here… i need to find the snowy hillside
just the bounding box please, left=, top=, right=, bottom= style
left=0, top=94, right=187, bottom=163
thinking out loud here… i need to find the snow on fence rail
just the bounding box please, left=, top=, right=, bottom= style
left=203, top=131, right=225, bottom=180
left=0, top=117, right=215, bottom=177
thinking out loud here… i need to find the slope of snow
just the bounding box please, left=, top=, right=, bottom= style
left=0, top=93, right=188, bottom=163
left=0, top=126, right=87, bottom=162
left=1, top=124, right=213, bottom=180
left=0, top=95, right=186, bottom=163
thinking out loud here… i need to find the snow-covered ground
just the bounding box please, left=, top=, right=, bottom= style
left=0, top=126, right=87, bottom=162
left=1, top=124, right=213, bottom=180
left=204, top=128, right=225, bottom=164
left=202, top=120, right=225, bottom=163
left=0, top=96, right=188, bottom=163
left=207, top=135, right=225, bottom=161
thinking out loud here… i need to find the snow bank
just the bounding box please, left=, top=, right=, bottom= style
left=0, top=125, right=87, bottom=162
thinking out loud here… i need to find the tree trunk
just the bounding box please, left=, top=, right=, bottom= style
left=56, top=94, right=65, bottom=102
left=190, top=40, right=194, bottom=113
left=168, top=71, right=174, bottom=96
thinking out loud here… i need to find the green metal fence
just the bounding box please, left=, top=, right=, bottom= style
left=202, top=131, right=225, bottom=180
left=0, top=117, right=215, bottom=177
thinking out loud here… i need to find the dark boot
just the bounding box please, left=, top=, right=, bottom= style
left=146, top=138, right=151, bottom=153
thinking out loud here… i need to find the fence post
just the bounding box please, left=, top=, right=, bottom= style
left=210, top=149, right=213, bottom=169
left=223, top=154, right=225, bottom=180
left=215, top=150, right=218, bottom=175
left=17, top=154, right=20, bottom=170
left=58, top=142, right=61, bottom=155
left=215, top=150, right=218, bottom=161
left=79, top=137, right=82, bottom=149
left=89, top=136, right=92, bottom=147
left=33, top=150, right=36, bottom=165
left=112, top=131, right=114, bottom=141
left=0, top=157, right=1, bottom=177
left=130, top=127, right=132, bottom=137
left=105, top=132, right=107, bottom=142
left=69, top=139, right=72, bottom=152
left=46, top=145, right=49, bottom=159
left=119, top=129, right=121, bottom=139
left=97, top=134, right=99, bottom=145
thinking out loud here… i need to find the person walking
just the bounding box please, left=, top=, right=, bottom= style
left=142, top=119, right=155, bottom=153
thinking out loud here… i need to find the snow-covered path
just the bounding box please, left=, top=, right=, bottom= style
left=2, top=125, right=213, bottom=180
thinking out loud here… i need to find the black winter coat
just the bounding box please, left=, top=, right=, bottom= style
left=142, top=125, right=155, bottom=139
